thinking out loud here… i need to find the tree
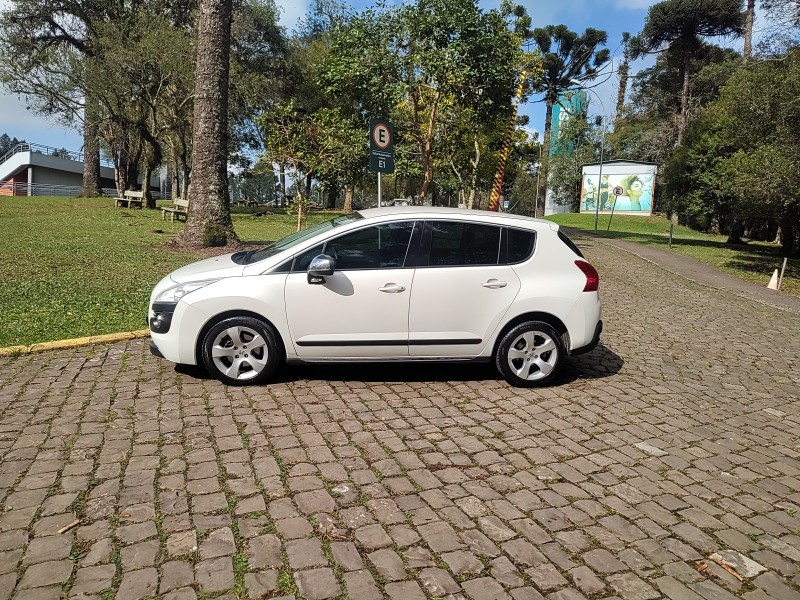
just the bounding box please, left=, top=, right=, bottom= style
left=530, top=25, right=610, bottom=217
left=0, top=133, right=25, bottom=156
left=663, top=48, right=800, bottom=253
left=610, top=43, right=739, bottom=164
left=0, top=0, right=123, bottom=197
left=615, top=32, right=633, bottom=123
left=180, top=0, right=238, bottom=247
left=324, top=0, right=523, bottom=204
left=633, top=0, right=744, bottom=144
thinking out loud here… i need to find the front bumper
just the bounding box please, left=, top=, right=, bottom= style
left=149, top=341, right=164, bottom=358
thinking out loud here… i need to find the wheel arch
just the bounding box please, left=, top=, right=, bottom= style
left=492, top=312, right=571, bottom=359
left=195, top=310, right=287, bottom=366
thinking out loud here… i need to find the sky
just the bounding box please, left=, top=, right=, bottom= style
left=0, top=0, right=756, bottom=153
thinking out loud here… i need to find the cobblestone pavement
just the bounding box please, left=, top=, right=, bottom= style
left=1, top=239, right=800, bottom=600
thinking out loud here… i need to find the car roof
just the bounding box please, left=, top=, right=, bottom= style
left=357, top=206, right=558, bottom=230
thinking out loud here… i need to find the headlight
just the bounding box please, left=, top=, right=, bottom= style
left=156, top=279, right=220, bottom=303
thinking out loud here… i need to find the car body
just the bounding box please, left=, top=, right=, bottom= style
left=148, top=206, right=602, bottom=387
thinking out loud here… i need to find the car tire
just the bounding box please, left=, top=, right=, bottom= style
left=495, top=321, right=565, bottom=387
left=201, top=316, right=282, bottom=386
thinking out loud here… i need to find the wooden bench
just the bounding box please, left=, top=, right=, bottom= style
left=114, top=190, right=145, bottom=208
left=161, top=197, right=189, bottom=222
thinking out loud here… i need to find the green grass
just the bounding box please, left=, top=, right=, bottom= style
left=0, top=196, right=340, bottom=347
left=546, top=212, right=799, bottom=296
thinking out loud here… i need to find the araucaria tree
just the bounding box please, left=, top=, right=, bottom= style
left=531, top=25, right=610, bottom=217
left=633, top=0, right=744, bottom=144
left=180, top=0, right=238, bottom=248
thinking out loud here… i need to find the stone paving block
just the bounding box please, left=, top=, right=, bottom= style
left=246, top=535, right=282, bottom=569
left=195, top=556, right=234, bottom=593
left=21, top=536, right=71, bottom=565
left=343, top=570, right=382, bottom=600
left=199, top=527, right=236, bottom=560
left=461, top=577, right=510, bottom=600
left=330, top=541, right=363, bottom=571
left=294, top=568, right=339, bottom=600
left=159, top=561, right=194, bottom=594
left=606, top=572, right=660, bottom=600
left=243, top=571, right=277, bottom=598
left=385, top=580, right=428, bottom=600
left=17, top=560, right=73, bottom=589
left=69, top=564, right=116, bottom=596
left=116, top=567, right=158, bottom=600
left=286, top=538, right=327, bottom=570
left=367, top=548, right=406, bottom=582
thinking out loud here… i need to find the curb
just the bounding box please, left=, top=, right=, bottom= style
left=0, top=329, right=151, bottom=357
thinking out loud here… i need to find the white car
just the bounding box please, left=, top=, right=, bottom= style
left=149, top=207, right=602, bottom=387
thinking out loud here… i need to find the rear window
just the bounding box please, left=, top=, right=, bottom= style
left=506, top=228, right=537, bottom=263
left=558, top=231, right=584, bottom=258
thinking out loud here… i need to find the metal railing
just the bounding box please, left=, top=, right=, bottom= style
left=0, top=142, right=115, bottom=169
left=0, top=181, right=169, bottom=198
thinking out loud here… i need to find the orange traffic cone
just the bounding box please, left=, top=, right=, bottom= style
left=767, top=269, right=779, bottom=290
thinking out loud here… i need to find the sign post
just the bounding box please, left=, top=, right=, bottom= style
left=607, top=185, right=624, bottom=231
left=369, top=118, right=394, bottom=207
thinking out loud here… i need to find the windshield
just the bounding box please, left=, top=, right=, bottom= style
left=245, top=213, right=363, bottom=264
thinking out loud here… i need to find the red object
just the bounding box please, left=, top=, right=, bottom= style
left=575, top=260, right=599, bottom=292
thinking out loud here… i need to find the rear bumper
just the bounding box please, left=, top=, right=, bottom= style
left=571, top=320, right=602, bottom=356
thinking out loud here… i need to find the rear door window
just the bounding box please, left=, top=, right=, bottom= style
left=424, top=221, right=501, bottom=266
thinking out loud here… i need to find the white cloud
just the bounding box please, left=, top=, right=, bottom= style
left=275, top=0, right=311, bottom=33
left=613, top=0, right=657, bottom=10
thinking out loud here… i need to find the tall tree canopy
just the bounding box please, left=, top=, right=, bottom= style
left=633, top=0, right=744, bottom=144
left=530, top=25, right=610, bottom=217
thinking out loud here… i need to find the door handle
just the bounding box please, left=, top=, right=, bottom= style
left=482, top=279, right=507, bottom=289
left=379, top=284, right=406, bottom=293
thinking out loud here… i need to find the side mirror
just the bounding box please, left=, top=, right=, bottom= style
left=307, top=254, right=335, bottom=284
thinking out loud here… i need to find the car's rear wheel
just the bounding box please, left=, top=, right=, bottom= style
left=201, top=316, right=281, bottom=385
left=495, top=321, right=564, bottom=387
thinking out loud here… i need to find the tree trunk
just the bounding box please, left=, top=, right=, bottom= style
left=142, top=164, right=154, bottom=209
left=79, top=115, right=104, bottom=197
left=326, top=187, right=337, bottom=209
left=179, top=0, right=237, bottom=247
left=416, top=91, right=441, bottom=205
left=305, top=172, right=312, bottom=199
left=536, top=94, right=555, bottom=218
left=343, top=184, right=354, bottom=212
left=279, top=164, right=287, bottom=207
left=726, top=220, right=743, bottom=244
left=615, top=58, right=630, bottom=124
left=677, top=53, right=691, bottom=146
left=743, top=0, right=755, bottom=60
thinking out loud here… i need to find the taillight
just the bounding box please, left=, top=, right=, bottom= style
left=575, top=260, right=599, bottom=292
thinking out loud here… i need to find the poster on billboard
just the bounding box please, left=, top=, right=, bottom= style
left=580, top=171, right=655, bottom=214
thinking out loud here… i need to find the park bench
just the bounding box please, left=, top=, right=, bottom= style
left=161, top=197, right=189, bottom=222
left=114, top=190, right=144, bottom=208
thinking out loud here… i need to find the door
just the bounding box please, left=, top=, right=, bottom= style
left=408, top=221, right=521, bottom=357
left=285, top=221, right=417, bottom=358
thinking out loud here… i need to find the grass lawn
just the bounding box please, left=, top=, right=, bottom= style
left=547, top=212, right=799, bottom=297
left=0, top=196, right=340, bottom=347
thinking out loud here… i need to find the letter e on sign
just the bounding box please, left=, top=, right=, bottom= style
left=372, top=123, right=391, bottom=150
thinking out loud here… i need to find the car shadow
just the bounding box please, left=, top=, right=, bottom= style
left=173, top=344, right=624, bottom=387
left=270, top=343, right=623, bottom=386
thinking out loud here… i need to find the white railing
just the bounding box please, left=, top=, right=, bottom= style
left=0, top=142, right=115, bottom=168
left=0, top=181, right=169, bottom=198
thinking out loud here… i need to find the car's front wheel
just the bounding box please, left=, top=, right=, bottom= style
left=201, top=316, right=282, bottom=385
left=495, top=321, right=564, bottom=387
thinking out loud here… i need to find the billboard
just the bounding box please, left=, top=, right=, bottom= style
left=580, top=171, right=655, bottom=215
left=549, top=89, right=588, bottom=157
